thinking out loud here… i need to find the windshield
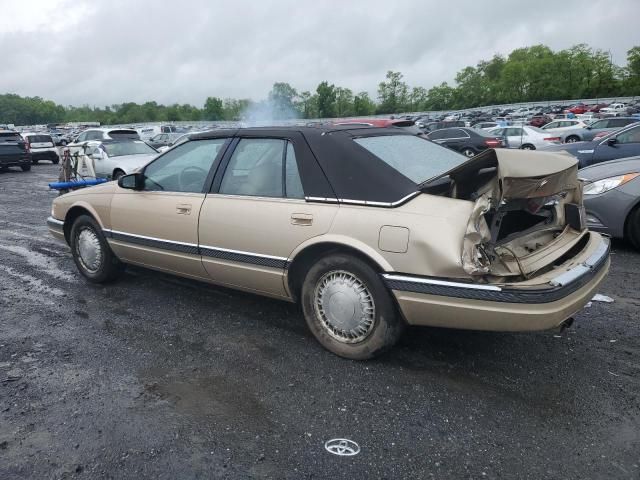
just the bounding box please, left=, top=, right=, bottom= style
left=354, top=135, right=466, bottom=184
left=102, top=141, right=157, bottom=157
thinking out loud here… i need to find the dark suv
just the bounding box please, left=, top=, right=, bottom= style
left=0, top=130, right=31, bottom=172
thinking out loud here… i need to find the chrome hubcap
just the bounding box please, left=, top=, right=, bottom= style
left=314, top=270, right=375, bottom=343
left=77, top=228, right=102, bottom=273
left=463, top=149, right=475, bottom=157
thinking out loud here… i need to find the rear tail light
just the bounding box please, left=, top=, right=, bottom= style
left=593, top=132, right=607, bottom=140
left=24, top=140, right=30, bottom=152
left=484, top=139, right=502, bottom=147
left=543, top=137, right=561, bottom=142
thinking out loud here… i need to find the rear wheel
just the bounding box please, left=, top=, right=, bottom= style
left=521, top=144, right=535, bottom=150
left=21, top=165, right=31, bottom=171
left=625, top=206, right=640, bottom=250
left=565, top=135, right=580, bottom=143
left=301, top=253, right=404, bottom=360
left=461, top=147, right=476, bottom=158
left=70, top=215, right=125, bottom=283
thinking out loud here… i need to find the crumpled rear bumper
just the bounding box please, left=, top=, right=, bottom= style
left=383, top=232, right=610, bottom=331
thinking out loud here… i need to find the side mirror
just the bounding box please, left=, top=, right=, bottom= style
left=606, top=137, right=618, bottom=146
left=585, top=125, right=592, bottom=130
left=117, top=172, right=144, bottom=190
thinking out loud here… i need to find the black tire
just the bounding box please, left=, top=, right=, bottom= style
left=565, top=135, right=580, bottom=143
left=112, top=169, right=125, bottom=180
left=70, top=215, right=125, bottom=283
left=461, top=147, right=476, bottom=158
left=521, top=144, right=535, bottom=150
left=301, top=253, right=404, bottom=360
left=60, top=140, right=67, bottom=146
left=21, top=165, right=31, bottom=171
left=52, top=157, right=60, bottom=165
left=32, top=159, right=39, bottom=165
left=625, top=206, right=640, bottom=250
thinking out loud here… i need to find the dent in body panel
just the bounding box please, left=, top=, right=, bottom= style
left=329, top=194, right=474, bottom=278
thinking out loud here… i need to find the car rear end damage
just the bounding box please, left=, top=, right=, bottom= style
left=385, top=231, right=609, bottom=331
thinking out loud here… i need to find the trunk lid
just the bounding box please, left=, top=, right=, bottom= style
left=421, top=149, right=586, bottom=279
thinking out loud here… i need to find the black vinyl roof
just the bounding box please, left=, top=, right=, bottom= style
left=192, top=126, right=421, bottom=205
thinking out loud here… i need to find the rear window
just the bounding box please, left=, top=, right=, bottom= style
left=108, top=130, right=140, bottom=140
left=27, top=135, right=53, bottom=143
left=0, top=132, right=22, bottom=142
left=354, top=135, right=466, bottom=184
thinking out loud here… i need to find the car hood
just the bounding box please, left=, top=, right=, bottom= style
left=579, top=156, right=640, bottom=181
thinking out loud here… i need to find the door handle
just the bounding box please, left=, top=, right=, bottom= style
left=176, top=204, right=192, bottom=215
left=291, top=213, right=313, bottom=226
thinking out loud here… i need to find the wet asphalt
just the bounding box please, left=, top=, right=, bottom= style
left=0, top=163, right=639, bottom=479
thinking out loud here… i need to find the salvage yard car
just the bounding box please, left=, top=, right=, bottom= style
left=81, top=140, right=158, bottom=179
left=21, top=132, right=60, bottom=164
left=47, top=126, right=610, bottom=359
left=0, top=129, right=31, bottom=171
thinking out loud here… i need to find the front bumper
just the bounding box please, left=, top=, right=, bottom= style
left=384, top=233, right=610, bottom=331
left=47, top=216, right=65, bottom=242
left=32, top=150, right=60, bottom=162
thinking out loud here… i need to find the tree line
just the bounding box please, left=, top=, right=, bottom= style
left=1, top=43, right=639, bottom=126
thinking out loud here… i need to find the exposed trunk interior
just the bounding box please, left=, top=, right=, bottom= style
left=421, top=149, right=586, bottom=280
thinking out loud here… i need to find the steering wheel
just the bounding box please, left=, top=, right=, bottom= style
left=179, top=166, right=207, bottom=191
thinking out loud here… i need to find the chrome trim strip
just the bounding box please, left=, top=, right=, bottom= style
left=46, top=216, right=64, bottom=227
left=199, top=244, right=288, bottom=262
left=305, top=191, right=420, bottom=208
left=107, top=229, right=198, bottom=248
left=103, top=228, right=289, bottom=268
left=382, top=274, right=502, bottom=291
left=548, top=265, right=591, bottom=287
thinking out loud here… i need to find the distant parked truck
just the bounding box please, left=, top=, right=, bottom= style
left=137, top=125, right=178, bottom=140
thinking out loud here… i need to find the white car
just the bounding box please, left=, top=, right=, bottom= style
left=21, top=133, right=60, bottom=164
left=68, top=128, right=140, bottom=157
left=600, top=103, right=627, bottom=115
left=488, top=125, right=562, bottom=150
left=541, top=119, right=587, bottom=133
left=83, top=140, right=158, bottom=179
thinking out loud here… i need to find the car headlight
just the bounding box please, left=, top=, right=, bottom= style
left=583, top=173, right=639, bottom=195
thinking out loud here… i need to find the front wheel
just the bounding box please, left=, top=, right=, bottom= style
left=112, top=169, right=125, bottom=180
left=301, top=254, right=404, bottom=360
left=565, top=135, right=580, bottom=143
left=521, top=144, right=535, bottom=150
left=21, top=165, right=31, bottom=171
left=625, top=206, right=640, bottom=250
left=70, top=215, right=125, bottom=283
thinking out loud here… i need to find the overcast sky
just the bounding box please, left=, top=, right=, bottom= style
left=1, top=0, right=638, bottom=107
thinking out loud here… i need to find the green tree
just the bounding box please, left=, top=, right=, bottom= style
left=316, top=81, right=336, bottom=118
left=377, top=71, right=409, bottom=113
left=203, top=96, right=224, bottom=120
left=353, top=92, right=376, bottom=116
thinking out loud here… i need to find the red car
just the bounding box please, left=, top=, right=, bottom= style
left=565, top=104, right=589, bottom=115
left=529, top=115, right=553, bottom=127
left=588, top=103, right=609, bottom=113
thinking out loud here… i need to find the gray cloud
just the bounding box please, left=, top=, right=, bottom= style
left=0, top=0, right=638, bottom=107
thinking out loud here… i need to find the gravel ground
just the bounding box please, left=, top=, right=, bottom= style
left=0, top=163, right=639, bottom=480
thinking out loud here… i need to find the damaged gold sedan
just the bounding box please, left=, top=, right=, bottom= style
left=47, top=126, right=609, bottom=359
